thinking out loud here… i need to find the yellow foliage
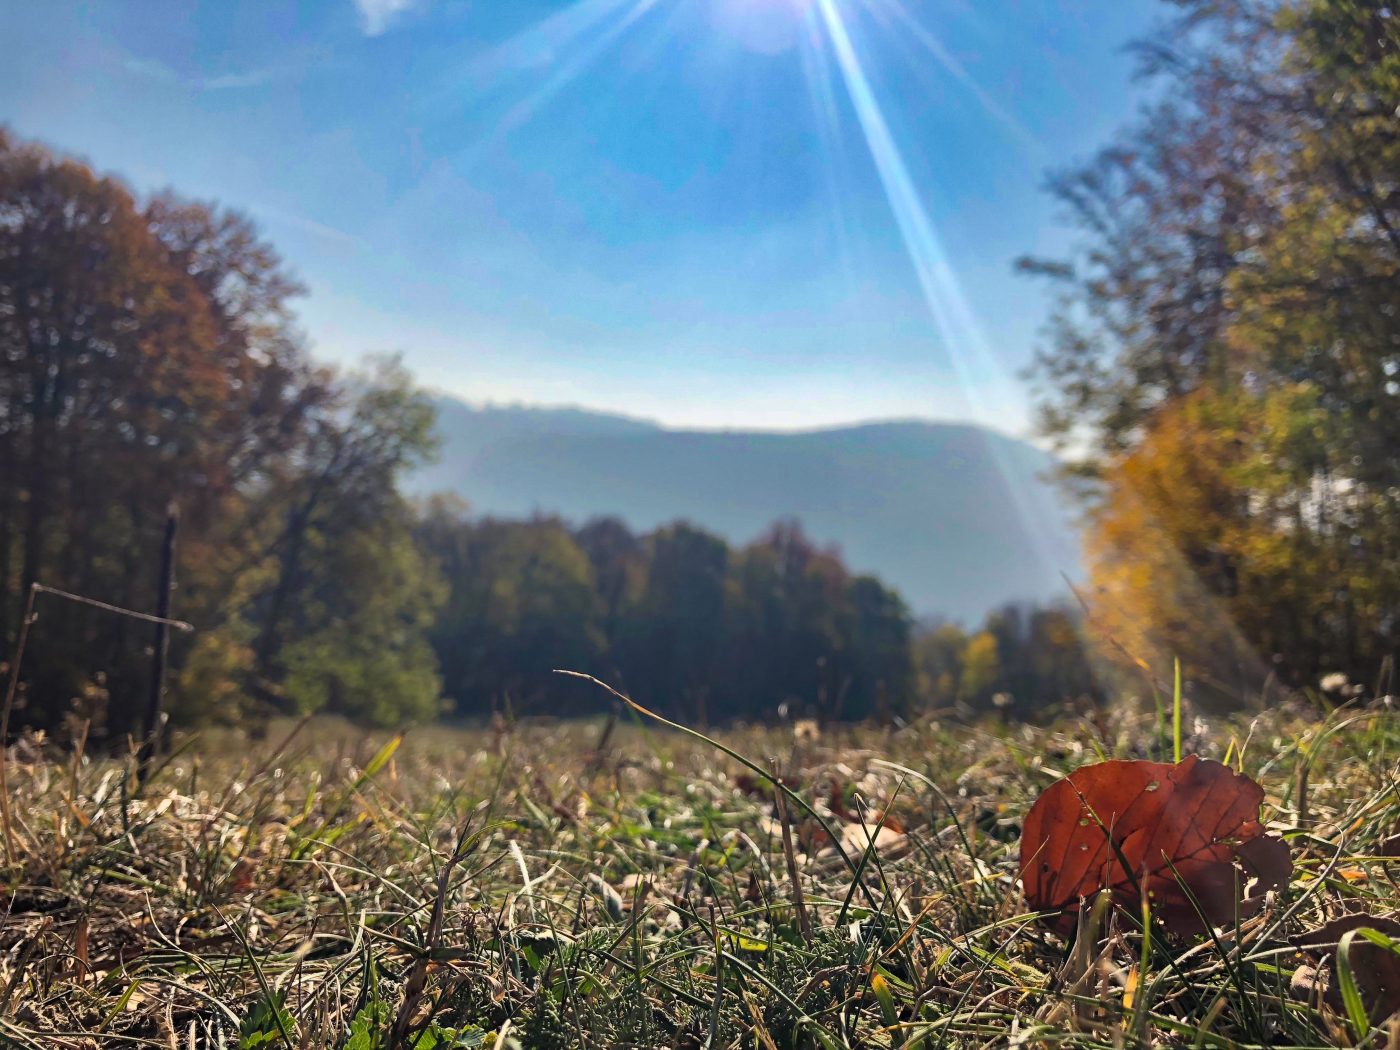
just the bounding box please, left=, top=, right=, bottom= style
left=1084, top=393, right=1270, bottom=701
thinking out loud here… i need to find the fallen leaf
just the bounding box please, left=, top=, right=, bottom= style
left=827, top=782, right=905, bottom=833
left=1292, top=914, right=1400, bottom=1024
left=1020, top=755, right=1291, bottom=935
left=840, top=820, right=905, bottom=857
left=228, top=858, right=257, bottom=894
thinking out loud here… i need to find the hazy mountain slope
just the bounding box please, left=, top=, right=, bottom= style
left=414, top=399, right=1082, bottom=623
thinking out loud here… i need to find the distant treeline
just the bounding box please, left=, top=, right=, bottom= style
left=420, top=510, right=911, bottom=722
left=0, top=128, right=1100, bottom=737
left=416, top=506, right=1100, bottom=723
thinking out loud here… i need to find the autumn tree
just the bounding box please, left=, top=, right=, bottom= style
left=1023, top=0, right=1400, bottom=695
left=0, top=130, right=330, bottom=734
left=912, top=622, right=969, bottom=708
left=983, top=603, right=1101, bottom=714
left=908, top=606, right=1098, bottom=717
left=958, top=631, right=1003, bottom=708
left=1, top=131, right=446, bottom=733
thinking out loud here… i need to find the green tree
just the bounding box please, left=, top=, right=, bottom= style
left=617, top=522, right=729, bottom=721
left=247, top=356, right=445, bottom=725
left=839, top=575, right=914, bottom=720
left=279, top=522, right=444, bottom=726
left=573, top=516, right=645, bottom=676
left=419, top=511, right=606, bottom=715
left=721, top=522, right=848, bottom=720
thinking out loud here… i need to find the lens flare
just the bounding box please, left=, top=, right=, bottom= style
left=810, top=0, right=1063, bottom=580
left=433, top=0, right=661, bottom=157
left=710, top=0, right=809, bottom=54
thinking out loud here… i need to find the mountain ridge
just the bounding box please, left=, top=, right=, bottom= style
left=413, top=397, right=1083, bottom=623
left=421, top=396, right=1050, bottom=442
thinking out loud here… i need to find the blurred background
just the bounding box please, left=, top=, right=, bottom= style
left=0, top=0, right=1395, bottom=737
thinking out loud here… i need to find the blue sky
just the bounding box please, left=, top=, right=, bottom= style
left=1, top=0, right=1159, bottom=433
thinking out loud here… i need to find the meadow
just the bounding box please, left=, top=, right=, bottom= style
left=1, top=692, right=1397, bottom=1049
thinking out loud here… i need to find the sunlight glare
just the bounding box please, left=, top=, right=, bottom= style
left=868, top=0, right=1041, bottom=155
left=438, top=0, right=660, bottom=152
left=811, top=0, right=1061, bottom=576
left=711, top=0, right=809, bottom=54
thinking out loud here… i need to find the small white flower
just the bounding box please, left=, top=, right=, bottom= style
left=1319, top=672, right=1349, bottom=693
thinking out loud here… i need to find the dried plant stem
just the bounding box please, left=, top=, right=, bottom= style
left=770, top=757, right=811, bottom=944
left=389, top=817, right=485, bottom=1046
left=1296, top=754, right=1310, bottom=828
left=2, top=581, right=196, bottom=864
left=0, top=583, right=38, bottom=866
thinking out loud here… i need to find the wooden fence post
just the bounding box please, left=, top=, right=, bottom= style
left=138, top=504, right=179, bottom=783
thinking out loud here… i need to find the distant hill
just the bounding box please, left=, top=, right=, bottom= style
left=412, top=398, right=1083, bottom=623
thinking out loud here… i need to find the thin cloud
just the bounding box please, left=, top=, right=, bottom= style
left=123, top=56, right=280, bottom=92
left=123, top=57, right=181, bottom=84
left=201, top=69, right=280, bottom=91
left=355, top=0, right=428, bottom=36
left=251, top=204, right=362, bottom=250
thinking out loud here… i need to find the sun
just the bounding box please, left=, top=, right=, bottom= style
left=710, top=0, right=811, bottom=55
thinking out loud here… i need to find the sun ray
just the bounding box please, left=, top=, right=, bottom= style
left=812, top=0, right=1067, bottom=585
left=465, top=0, right=647, bottom=85
left=492, top=0, right=662, bottom=139
left=862, top=0, right=1042, bottom=157
left=797, top=4, right=861, bottom=321
left=429, top=0, right=661, bottom=161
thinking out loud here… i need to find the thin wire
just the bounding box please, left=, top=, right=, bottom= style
left=31, top=583, right=194, bottom=632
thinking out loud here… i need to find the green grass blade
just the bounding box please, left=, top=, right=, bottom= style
left=1174, top=657, right=1183, bottom=763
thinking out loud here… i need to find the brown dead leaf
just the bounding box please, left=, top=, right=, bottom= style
left=1292, top=914, right=1400, bottom=1025
left=1020, top=756, right=1291, bottom=936
left=228, top=858, right=257, bottom=894
left=840, top=820, right=905, bottom=857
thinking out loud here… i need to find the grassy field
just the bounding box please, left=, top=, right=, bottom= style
left=1, top=694, right=1397, bottom=1049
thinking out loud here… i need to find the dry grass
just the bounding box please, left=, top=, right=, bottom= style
left=1, top=696, right=1397, bottom=1048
